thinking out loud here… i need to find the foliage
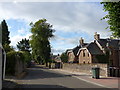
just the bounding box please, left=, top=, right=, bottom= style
left=1, top=20, right=11, bottom=52
left=3, top=43, right=14, bottom=52
left=1, top=20, right=11, bottom=45
left=30, top=19, right=55, bottom=66
left=23, top=51, right=31, bottom=63
left=17, top=38, right=31, bottom=52
left=96, top=51, right=109, bottom=63
left=17, top=38, right=31, bottom=63
left=60, top=52, right=68, bottom=63
left=6, top=51, right=26, bottom=75
left=101, top=2, right=120, bottom=38
left=6, top=51, right=16, bottom=75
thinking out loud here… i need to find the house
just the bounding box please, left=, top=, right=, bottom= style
left=94, top=32, right=120, bottom=67
left=77, top=32, right=120, bottom=67
left=66, top=49, right=75, bottom=63
left=67, top=38, right=88, bottom=63
left=77, top=42, right=103, bottom=64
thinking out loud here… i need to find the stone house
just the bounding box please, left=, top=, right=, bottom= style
left=77, top=42, right=103, bottom=64
left=67, top=49, right=75, bottom=63
left=66, top=38, right=88, bottom=63
left=94, top=34, right=120, bottom=67
left=77, top=32, right=120, bottom=67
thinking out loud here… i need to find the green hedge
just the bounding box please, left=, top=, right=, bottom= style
left=6, top=51, right=26, bottom=75
left=6, top=51, right=16, bottom=75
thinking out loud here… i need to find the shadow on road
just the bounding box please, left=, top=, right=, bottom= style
left=20, top=65, right=72, bottom=80
left=16, top=84, right=74, bottom=89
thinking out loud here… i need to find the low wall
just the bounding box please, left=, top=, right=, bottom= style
left=62, top=63, right=108, bottom=77
left=15, top=59, right=25, bottom=76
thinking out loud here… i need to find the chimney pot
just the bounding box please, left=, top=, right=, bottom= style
left=94, top=32, right=100, bottom=40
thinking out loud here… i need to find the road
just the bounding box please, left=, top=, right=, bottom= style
left=15, top=65, right=111, bottom=89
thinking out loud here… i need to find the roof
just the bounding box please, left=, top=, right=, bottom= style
left=81, top=43, right=89, bottom=48
left=73, top=45, right=81, bottom=56
left=96, top=39, right=120, bottom=50
left=86, top=42, right=103, bottom=55
left=66, top=49, right=73, bottom=55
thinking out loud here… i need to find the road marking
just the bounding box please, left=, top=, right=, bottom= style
left=49, top=69, right=115, bottom=89
left=72, top=76, right=112, bottom=89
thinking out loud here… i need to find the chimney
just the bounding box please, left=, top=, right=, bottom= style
left=94, top=32, right=100, bottom=40
left=80, top=37, right=84, bottom=46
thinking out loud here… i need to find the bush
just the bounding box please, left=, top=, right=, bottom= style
left=6, top=51, right=16, bottom=75
left=60, top=52, right=68, bottom=63
left=6, top=51, right=27, bottom=75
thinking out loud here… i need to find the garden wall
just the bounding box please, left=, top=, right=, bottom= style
left=63, top=63, right=108, bottom=77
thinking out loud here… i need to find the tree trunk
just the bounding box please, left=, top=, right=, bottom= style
left=46, top=62, right=48, bottom=67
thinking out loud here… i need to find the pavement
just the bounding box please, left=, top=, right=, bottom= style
left=50, top=68, right=120, bottom=89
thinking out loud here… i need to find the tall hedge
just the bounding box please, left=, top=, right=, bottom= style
left=6, top=51, right=25, bottom=75
left=6, top=51, right=16, bottom=75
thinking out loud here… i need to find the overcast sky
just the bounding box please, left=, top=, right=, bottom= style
left=0, top=2, right=112, bottom=55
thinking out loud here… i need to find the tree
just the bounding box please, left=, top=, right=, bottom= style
left=60, top=52, right=68, bottom=63
left=101, top=2, right=120, bottom=38
left=30, top=19, right=55, bottom=66
left=17, top=38, right=31, bottom=52
left=1, top=20, right=11, bottom=52
left=17, top=38, right=31, bottom=63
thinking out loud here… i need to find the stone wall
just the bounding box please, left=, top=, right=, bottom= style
left=15, top=59, right=25, bottom=76
left=63, top=63, right=108, bottom=77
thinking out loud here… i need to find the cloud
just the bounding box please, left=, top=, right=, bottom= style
left=0, top=2, right=112, bottom=54
left=18, top=28, right=25, bottom=34
left=0, top=0, right=103, bottom=2
left=0, top=2, right=110, bottom=36
left=10, top=33, right=32, bottom=47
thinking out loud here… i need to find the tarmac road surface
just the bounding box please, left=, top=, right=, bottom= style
left=14, top=65, right=113, bottom=90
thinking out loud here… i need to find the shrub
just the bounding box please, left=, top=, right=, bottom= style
left=6, top=51, right=27, bottom=75
left=6, top=51, right=16, bottom=75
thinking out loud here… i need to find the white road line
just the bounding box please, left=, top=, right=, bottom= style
left=49, top=69, right=114, bottom=89
left=72, top=76, right=109, bottom=88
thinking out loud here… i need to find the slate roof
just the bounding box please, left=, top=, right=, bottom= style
left=73, top=45, right=81, bottom=56
left=81, top=43, right=89, bottom=48
left=97, top=39, right=120, bottom=50
left=86, top=42, right=103, bottom=55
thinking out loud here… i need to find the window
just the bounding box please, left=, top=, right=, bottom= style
left=83, top=50, right=85, bottom=57
left=88, top=53, right=89, bottom=57
left=83, top=61, right=85, bottom=64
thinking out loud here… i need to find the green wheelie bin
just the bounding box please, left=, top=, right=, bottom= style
left=92, top=67, right=100, bottom=79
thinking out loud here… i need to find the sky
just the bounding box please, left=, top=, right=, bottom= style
left=0, top=1, right=112, bottom=55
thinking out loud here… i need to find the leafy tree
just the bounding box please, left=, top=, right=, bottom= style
left=101, top=2, right=120, bottom=38
left=60, top=52, right=68, bottom=63
left=1, top=20, right=11, bottom=52
left=17, top=38, right=31, bottom=52
left=3, top=44, right=14, bottom=52
left=17, top=38, right=31, bottom=63
left=30, top=19, right=55, bottom=66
